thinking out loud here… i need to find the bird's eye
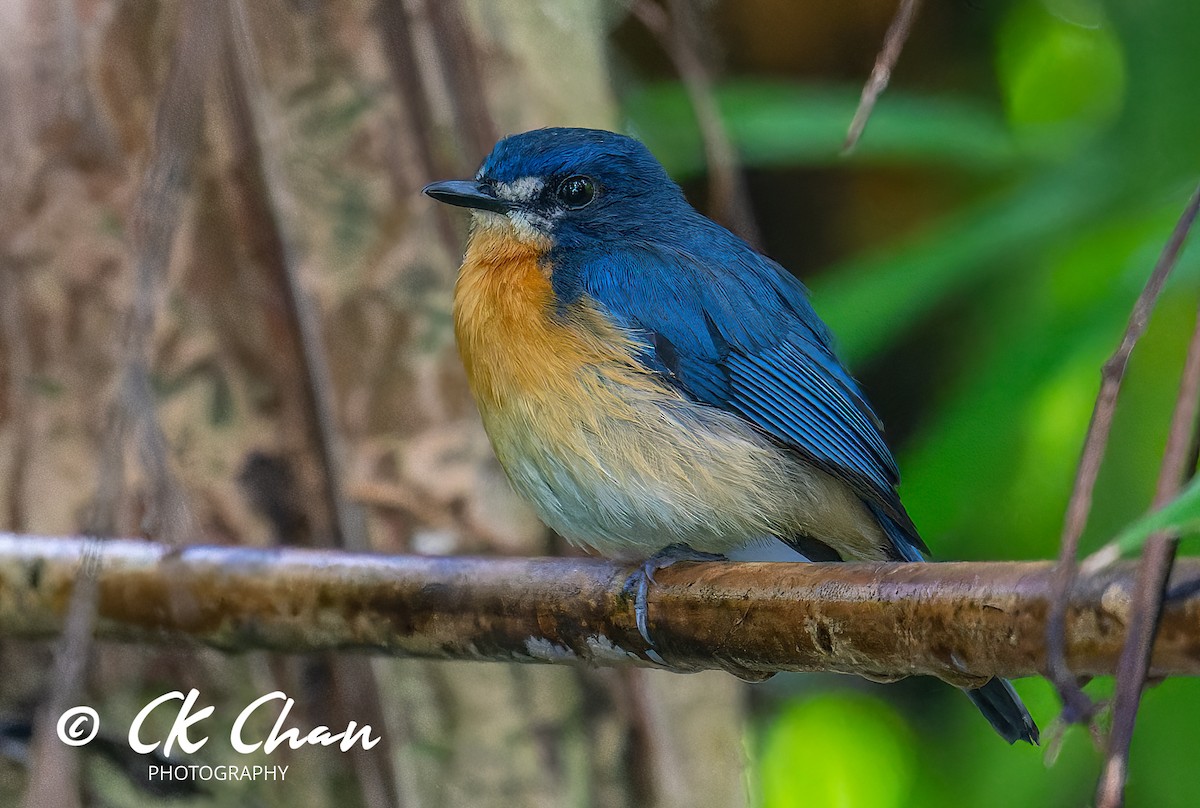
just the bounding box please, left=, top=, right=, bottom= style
left=556, top=175, right=596, bottom=210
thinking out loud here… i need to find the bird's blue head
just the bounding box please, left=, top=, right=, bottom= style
left=423, top=128, right=690, bottom=251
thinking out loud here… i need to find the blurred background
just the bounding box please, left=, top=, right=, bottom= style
left=1, top=0, right=1198, bottom=806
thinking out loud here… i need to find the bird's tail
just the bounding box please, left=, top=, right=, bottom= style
left=870, top=502, right=1040, bottom=744
left=963, top=678, right=1040, bottom=744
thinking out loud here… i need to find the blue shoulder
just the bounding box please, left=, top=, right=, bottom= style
left=550, top=216, right=924, bottom=552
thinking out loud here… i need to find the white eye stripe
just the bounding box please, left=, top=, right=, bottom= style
left=494, top=176, right=545, bottom=203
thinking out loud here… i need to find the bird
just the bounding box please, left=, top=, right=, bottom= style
left=423, top=127, right=1038, bottom=745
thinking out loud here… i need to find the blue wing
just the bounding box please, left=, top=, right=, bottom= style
left=556, top=218, right=926, bottom=558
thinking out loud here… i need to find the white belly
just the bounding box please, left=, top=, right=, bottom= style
left=480, top=384, right=887, bottom=561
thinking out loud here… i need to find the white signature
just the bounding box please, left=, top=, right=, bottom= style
left=56, top=690, right=381, bottom=756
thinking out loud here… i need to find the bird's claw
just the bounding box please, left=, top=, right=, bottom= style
left=622, top=543, right=727, bottom=648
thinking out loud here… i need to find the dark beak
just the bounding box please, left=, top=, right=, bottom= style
left=422, top=180, right=513, bottom=214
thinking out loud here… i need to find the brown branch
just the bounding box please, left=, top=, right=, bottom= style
left=1095, top=183, right=1200, bottom=808
left=844, top=0, right=922, bottom=153
left=1046, top=183, right=1200, bottom=723
left=5, top=535, right=1200, bottom=682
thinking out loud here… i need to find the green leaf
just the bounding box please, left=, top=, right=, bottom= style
left=1108, top=475, right=1200, bottom=556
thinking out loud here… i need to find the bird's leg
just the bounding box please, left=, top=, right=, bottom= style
left=623, top=543, right=727, bottom=647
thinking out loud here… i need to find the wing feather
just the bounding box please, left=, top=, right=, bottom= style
left=570, top=229, right=925, bottom=555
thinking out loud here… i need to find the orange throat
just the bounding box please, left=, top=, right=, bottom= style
left=453, top=223, right=565, bottom=406
left=453, top=220, right=655, bottom=412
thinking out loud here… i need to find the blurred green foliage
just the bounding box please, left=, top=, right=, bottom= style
left=759, top=694, right=915, bottom=808
left=626, top=82, right=1022, bottom=174
left=625, top=0, right=1200, bottom=805
left=997, top=0, right=1126, bottom=150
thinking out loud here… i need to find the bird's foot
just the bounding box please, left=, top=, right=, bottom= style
left=623, top=543, right=727, bottom=647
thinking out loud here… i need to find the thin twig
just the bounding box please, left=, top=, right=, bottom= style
left=0, top=263, right=32, bottom=532
left=114, top=0, right=213, bottom=546
left=1095, top=184, right=1200, bottom=808
left=1151, top=319, right=1200, bottom=509
left=844, top=0, right=922, bottom=153
left=630, top=0, right=761, bottom=246
left=19, top=5, right=216, bottom=806
left=1046, top=183, right=1200, bottom=725
left=425, top=0, right=499, bottom=160
left=18, top=556, right=99, bottom=808
left=373, top=0, right=461, bottom=255
left=222, top=0, right=369, bottom=554
left=220, top=6, right=396, bottom=806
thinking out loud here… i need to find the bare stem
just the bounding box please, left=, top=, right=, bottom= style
left=1047, top=182, right=1200, bottom=724
left=844, top=0, right=923, bottom=153
left=1095, top=182, right=1200, bottom=808
left=631, top=0, right=761, bottom=245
